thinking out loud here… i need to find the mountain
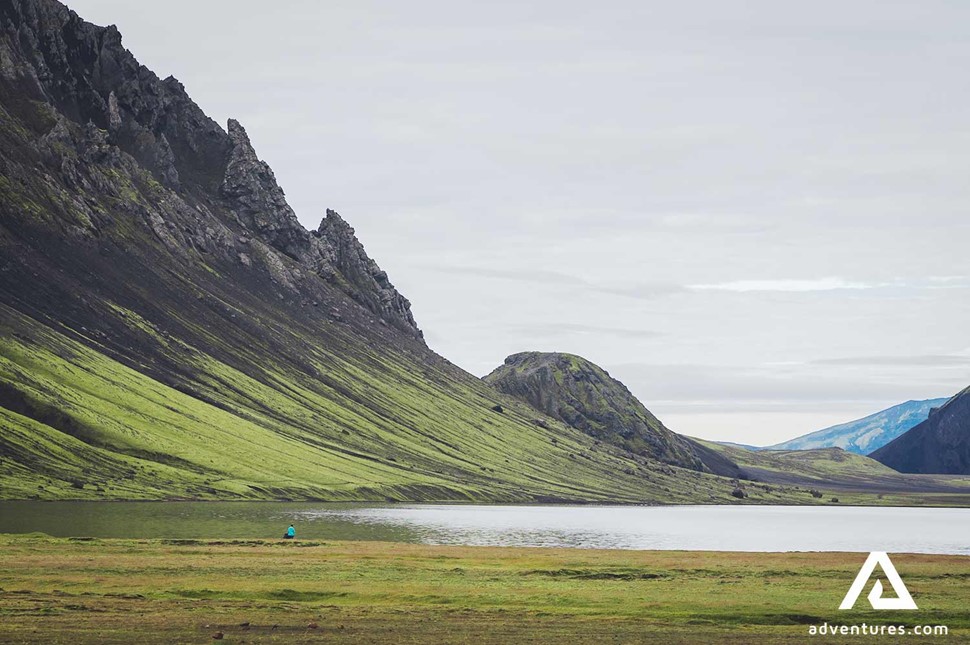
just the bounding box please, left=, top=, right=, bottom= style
left=871, top=387, right=970, bottom=474
left=0, top=0, right=742, bottom=503
left=766, top=398, right=948, bottom=454
left=483, top=352, right=741, bottom=476
left=3, top=0, right=966, bottom=507
left=714, top=441, right=761, bottom=451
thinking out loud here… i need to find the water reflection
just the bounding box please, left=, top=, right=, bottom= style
left=296, top=504, right=970, bottom=554
left=0, top=502, right=967, bottom=554
left=0, top=501, right=420, bottom=542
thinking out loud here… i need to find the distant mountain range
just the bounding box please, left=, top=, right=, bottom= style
left=764, top=399, right=948, bottom=454
left=871, top=387, right=970, bottom=475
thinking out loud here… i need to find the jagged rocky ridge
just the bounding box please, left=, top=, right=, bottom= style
left=871, top=386, right=970, bottom=475
left=0, top=0, right=761, bottom=503
left=484, top=352, right=741, bottom=476
left=0, top=0, right=419, bottom=337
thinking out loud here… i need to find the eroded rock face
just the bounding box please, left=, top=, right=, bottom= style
left=217, top=120, right=420, bottom=336
left=485, top=352, right=740, bottom=475
left=0, top=0, right=230, bottom=190
left=0, top=0, right=422, bottom=340
left=220, top=119, right=310, bottom=261
left=316, top=210, right=420, bottom=337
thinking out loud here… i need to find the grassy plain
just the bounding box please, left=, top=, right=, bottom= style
left=0, top=535, right=967, bottom=643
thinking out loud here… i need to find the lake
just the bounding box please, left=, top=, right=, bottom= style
left=0, top=502, right=967, bottom=554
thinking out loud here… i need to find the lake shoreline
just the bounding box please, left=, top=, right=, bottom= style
left=1, top=502, right=968, bottom=555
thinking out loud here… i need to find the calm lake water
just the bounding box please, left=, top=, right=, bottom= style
left=0, top=502, right=967, bottom=554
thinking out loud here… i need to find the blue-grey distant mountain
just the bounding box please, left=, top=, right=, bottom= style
left=871, top=387, right=970, bottom=474
left=766, top=399, right=948, bottom=454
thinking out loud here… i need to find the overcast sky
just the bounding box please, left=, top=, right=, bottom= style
left=69, top=1, right=970, bottom=445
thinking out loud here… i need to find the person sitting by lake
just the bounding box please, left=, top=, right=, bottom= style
left=283, top=524, right=295, bottom=540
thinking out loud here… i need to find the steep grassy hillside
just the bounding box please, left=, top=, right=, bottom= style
left=0, top=0, right=765, bottom=504
left=2, top=0, right=967, bottom=507
left=0, top=299, right=739, bottom=502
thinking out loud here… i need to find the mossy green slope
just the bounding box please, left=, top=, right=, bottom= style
left=0, top=62, right=754, bottom=503
left=0, top=302, right=760, bottom=503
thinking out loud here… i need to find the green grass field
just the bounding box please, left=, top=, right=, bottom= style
left=0, top=535, right=966, bottom=643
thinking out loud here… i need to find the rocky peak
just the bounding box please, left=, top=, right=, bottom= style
left=315, top=209, right=421, bottom=338
left=221, top=118, right=310, bottom=261
left=217, top=121, right=421, bottom=338
left=1, top=0, right=423, bottom=341
left=0, top=0, right=231, bottom=191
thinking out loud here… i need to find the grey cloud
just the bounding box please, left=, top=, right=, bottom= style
left=688, top=278, right=889, bottom=292
left=688, top=277, right=970, bottom=293
left=813, top=355, right=970, bottom=367
left=418, top=265, right=588, bottom=286
left=598, top=283, right=686, bottom=300
left=507, top=323, right=662, bottom=340
left=607, top=362, right=964, bottom=410
left=418, top=265, right=683, bottom=301
left=68, top=0, right=970, bottom=444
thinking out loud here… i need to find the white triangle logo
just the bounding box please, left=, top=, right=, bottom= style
left=839, top=552, right=918, bottom=610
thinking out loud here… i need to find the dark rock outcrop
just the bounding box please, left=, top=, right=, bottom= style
left=870, top=386, right=970, bottom=474
left=221, top=118, right=311, bottom=261
left=0, top=0, right=421, bottom=339
left=484, top=352, right=741, bottom=476
left=315, top=209, right=420, bottom=336
left=0, top=0, right=230, bottom=191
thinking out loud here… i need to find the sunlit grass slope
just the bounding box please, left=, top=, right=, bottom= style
left=1, top=302, right=767, bottom=503
left=0, top=73, right=741, bottom=504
